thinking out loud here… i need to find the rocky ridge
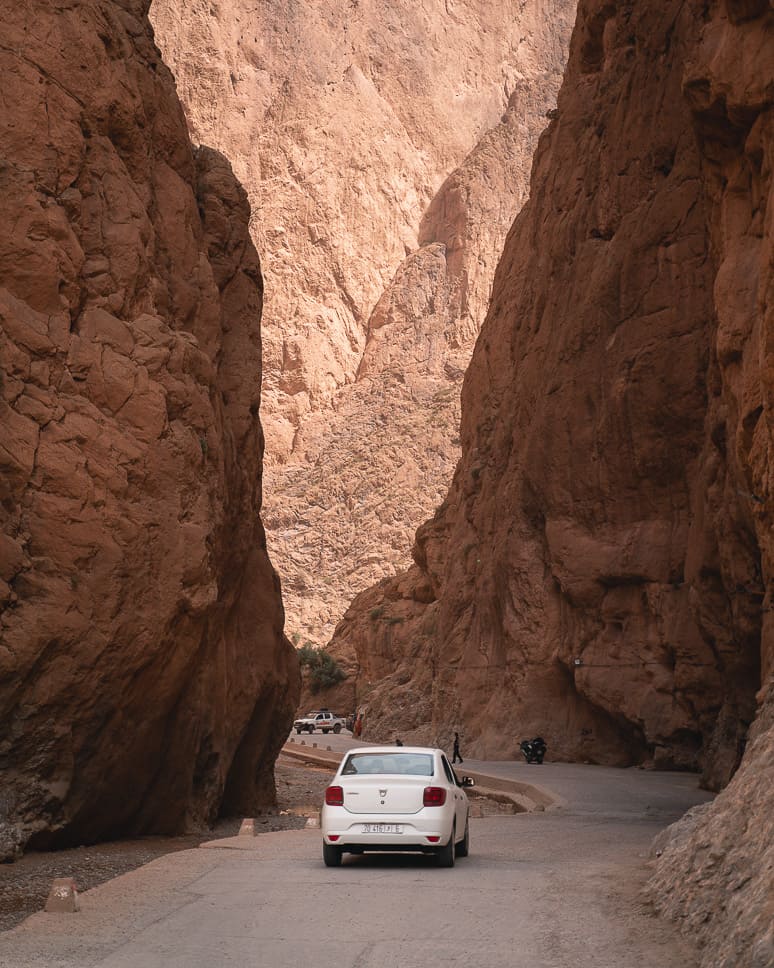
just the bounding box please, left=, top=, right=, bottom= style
left=0, top=0, right=298, bottom=858
left=151, top=0, right=577, bottom=647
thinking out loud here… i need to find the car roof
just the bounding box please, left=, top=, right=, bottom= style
left=343, top=746, right=442, bottom=756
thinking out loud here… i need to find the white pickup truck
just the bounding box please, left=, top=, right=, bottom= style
left=293, top=710, right=346, bottom=734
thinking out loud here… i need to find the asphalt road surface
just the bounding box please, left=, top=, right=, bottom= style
left=0, top=752, right=712, bottom=968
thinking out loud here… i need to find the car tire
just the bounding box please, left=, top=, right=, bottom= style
left=436, top=825, right=456, bottom=868
left=456, top=818, right=470, bottom=858
left=323, top=842, right=342, bottom=867
left=333, top=723, right=342, bottom=734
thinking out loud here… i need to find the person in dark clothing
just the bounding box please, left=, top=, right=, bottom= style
left=395, top=738, right=404, bottom=746
left=452, top=731, right=463, bottom=764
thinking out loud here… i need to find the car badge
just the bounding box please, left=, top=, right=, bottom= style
left=379, top=789, right=387, bottom=797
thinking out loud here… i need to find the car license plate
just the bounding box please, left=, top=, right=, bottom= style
left=361, top=823, right=402, bottom=834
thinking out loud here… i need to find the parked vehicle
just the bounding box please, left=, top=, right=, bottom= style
left=519, top=737, right=547, bottom=764
left=321, top=746, right=475, bottom=867
left=293, top=710, right=346, bottom=734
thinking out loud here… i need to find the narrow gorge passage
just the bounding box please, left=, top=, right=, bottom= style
left=1, top=2, right=772, bottom=967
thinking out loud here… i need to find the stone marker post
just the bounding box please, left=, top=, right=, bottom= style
left=44, top=878, right=79, bottom=913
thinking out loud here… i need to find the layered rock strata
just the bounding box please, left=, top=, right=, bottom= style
left=0, top=0, right=298, bottom=858
left=151, top=0, right=577, bottom=648
left=329, top=0, right=773, bottom=793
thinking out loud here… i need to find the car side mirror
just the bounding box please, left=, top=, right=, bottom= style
left=461, top=776, right=475, bottom=788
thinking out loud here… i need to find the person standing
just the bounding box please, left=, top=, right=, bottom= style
left=452, top=731, right=463, bottom=764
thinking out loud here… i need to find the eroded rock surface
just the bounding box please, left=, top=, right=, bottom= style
left=328, top=0, right=773, bottom=793
left=151, top=0, right=577, bottom=647
left=0, top=0, right=298, bottom=857
left=649, top=684, right=774, bottom=968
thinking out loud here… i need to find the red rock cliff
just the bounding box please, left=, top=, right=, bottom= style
left=0, top=0, right=299, bottom=858
left=330, top=0, right=773, bottom=792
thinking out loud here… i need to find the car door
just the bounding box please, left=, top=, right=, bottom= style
left=440, top=754, right=467, bottom=834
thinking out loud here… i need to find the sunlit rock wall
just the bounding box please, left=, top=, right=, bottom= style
left=151, top=0, right=577, bottom=649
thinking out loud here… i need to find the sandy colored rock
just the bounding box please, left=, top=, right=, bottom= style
left=151, top=0, right=577, bottom=649
left=0, top=0, right=298, bottom=859
left=327, top=0, right=773, bottom=799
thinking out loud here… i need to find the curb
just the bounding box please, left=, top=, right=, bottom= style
left=278, top=745, right=564, bottom=812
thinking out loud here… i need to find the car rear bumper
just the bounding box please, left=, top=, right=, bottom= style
left=321, top=807, right=453, bottom=849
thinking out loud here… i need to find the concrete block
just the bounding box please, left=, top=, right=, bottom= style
left=44, top=878, right=79, bottom=913
left=239, top=819, right=255, bottom=836
left=305, top=813, right=320, bottom=828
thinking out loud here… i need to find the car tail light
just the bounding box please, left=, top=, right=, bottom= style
left=325, top=785, right=344, bottom=806
left=328, top=835, right=340, bottom=841
left=423, top=786, right=447, bottom=807
left=427, top=836, right=441, bottom=843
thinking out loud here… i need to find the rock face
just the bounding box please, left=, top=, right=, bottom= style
left=0, top=0, right=298, bottom=857
left=151, top=0, right=577, bottom=648
left=648, top=683, right=774, bottom=968
left=329, top=0, right=773, bottom=796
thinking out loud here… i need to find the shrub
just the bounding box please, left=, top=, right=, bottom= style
left=296, top=645, right=346, bottom=693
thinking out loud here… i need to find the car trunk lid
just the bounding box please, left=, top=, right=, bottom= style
left=341, top=776, right=428, bottom=815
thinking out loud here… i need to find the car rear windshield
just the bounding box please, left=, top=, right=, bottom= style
left=341, top=753, right=434, bottom=776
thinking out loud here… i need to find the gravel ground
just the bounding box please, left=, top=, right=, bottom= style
left=0, top=755, right=334, bottom=934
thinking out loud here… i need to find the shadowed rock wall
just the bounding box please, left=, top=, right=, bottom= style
left=0, top=0, right=299, bottom=858
left=329, top=0, right=772, bottom=792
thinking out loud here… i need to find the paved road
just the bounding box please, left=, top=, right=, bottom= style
left=0, top=748, right=712, bottom=968
left=287, top=732, right=713, bottom=820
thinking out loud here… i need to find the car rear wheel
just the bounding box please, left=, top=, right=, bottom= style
left=323, top=842, right=342, bottom=867
left=333, top=723, right=342, bottom=734
left=436, top=825, right=456, bottom=868
left=456, top=818, right=470, bottom=858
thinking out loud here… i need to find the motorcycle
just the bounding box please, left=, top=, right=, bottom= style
left=519, top=737, right=547, bottom=764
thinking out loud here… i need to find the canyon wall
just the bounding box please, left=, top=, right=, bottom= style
left=0, top=0, right=298, bottom=859
left=329, top=0, right=773, bottom=792
left=151, top=0, right=577, bottom=648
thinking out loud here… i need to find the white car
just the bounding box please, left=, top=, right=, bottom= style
left=320, top=746, right=474, bottom=867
